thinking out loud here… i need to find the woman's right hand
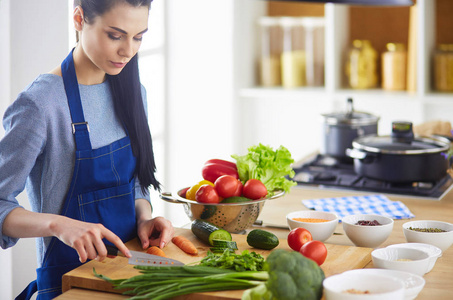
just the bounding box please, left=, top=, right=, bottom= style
left=50, top=215, right=131, bottom=263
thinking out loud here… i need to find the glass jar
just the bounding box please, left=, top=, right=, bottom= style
left=434, top=44, right=453, bottom=92
left=346, top=40, right=378, bottom=89
left=382, top=43, right=407, bottom=91
left=258, top=17, right=283, bottom=87
left=300, top=17, right=325, bottom=87
left=280, top=17, right=307, bottom=88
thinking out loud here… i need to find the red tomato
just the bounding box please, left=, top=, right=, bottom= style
left=242, top=179, right=268, bottom=200
left=179, top=187, right=190, bottom=198
left=232, top=180, right=243, bottom=197
left=299, top=240, right=328, bottom=266
left=202, top=163, right=239, bottom=183
left=214, top=175, right=240, bottom=198
left=287, top=227, right=313, bottom=251
left=195, top=185, right=221, bottom=203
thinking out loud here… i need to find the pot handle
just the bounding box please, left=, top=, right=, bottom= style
left=159, top=192, right=185, bottom=204
left=346, top=148, right=377, bottom=164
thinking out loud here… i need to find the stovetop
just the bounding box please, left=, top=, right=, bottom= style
left=292, top=154, right=453, bottom=200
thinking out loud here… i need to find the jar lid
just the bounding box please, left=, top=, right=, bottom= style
left=258, top=17, right=280, bottom=27
left=386, top=43, right=406, bottom=52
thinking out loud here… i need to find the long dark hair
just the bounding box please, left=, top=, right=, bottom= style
left=74, top=0, right=159, bottom=194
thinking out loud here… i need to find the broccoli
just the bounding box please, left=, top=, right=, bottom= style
left=242, top=249, right=325, bottom=300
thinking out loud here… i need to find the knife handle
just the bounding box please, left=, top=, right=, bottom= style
left=105, top=244, right=120, bottom=257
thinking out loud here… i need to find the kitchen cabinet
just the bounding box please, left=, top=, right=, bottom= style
left=234, top=0, right=453, bottom=161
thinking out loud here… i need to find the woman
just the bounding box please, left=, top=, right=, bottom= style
left=0, top=0, right=174, bottom=299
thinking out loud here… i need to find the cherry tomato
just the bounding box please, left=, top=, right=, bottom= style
left=232, top=180, right=243, bottom=197
left=186, top=180, right=214, bottom=200
left=242, top=179, right=268, bottom=200
left=195, top=184, right=221, bottom=203
left=214, top=175, right=240, bottom=198
left=299, top=240, right=328, bottom=266
left=287, top=227, right=313, bottom=251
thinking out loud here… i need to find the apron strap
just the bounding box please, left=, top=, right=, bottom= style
left=15, top=280, right=37, bottom=300
left=61, top=50, right=92, bottom=151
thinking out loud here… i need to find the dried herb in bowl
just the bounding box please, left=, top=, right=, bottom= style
left=408, top=227, right=447, bottom=232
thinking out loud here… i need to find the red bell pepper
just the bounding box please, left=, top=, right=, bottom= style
left=201, top=159, right=239, bottom=183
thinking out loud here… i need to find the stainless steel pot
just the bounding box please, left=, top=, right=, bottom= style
left=346, top=121, right=451, bottom=182
left=321, top=98, right=379, bottom=162
left=160, top=188, right=285, bottom=233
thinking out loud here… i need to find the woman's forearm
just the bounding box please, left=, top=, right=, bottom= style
left=135, top=198, right=153, bottom=222
left=2, top=207, right=64, bottom=238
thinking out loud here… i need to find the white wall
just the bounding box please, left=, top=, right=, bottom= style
left=0, top=0, right=69, bottom=298
left=164, top=0, right=236, bottom=224
left=0, top=1, right=12, bottom=297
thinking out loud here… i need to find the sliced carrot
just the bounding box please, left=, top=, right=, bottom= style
left=172, top=235, right=198, bottom=255
left=146, top=246, right=167, bottom=257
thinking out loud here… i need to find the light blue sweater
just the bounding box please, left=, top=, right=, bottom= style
left=0, top=74, right=150, bottom=266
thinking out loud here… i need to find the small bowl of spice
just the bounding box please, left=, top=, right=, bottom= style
left=323, top=272, right=405, bottom=300
left=342, top=214, right=394, bottom=248
left=286, top=210, right=339, bottom=242
left=402, top=220, right=453, bottom=253
left=371, top=247, right=430, bottom=276
left=387, top=243, right=442, bottom=272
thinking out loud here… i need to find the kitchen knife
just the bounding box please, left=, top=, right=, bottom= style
left=253, top=220, right=289, bottom=229
left=105, top=245, right=185, bottom=266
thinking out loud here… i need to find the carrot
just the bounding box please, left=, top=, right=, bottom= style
left=172, top=235, right=198, bottom=255
left=146, top=246, right=167, bottom=257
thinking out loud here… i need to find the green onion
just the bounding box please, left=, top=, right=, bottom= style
left=93, top=265, right=268, bottom=300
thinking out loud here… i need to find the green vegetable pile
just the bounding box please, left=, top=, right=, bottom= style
left=94, top=249, right=325, bottom=300
left=231, top=144, right=297, bottom=194
left=198, top=249, right=265, bottom=272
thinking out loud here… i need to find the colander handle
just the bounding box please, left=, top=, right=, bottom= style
left=159, top=192, right=185, bottom=204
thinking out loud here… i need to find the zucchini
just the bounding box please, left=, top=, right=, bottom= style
left=191, top=219, right=232, bottom=246
left=246, top=229, right=279, bottom=250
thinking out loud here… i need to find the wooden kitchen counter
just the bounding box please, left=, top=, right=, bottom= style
left=57, top=186, right=453, bottom=300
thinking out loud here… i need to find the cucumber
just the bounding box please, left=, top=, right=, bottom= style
left=212, top=239, right=238, bottom=250
left=246, top=229, right=279, bottom=250
left=221, top=196, right=252, bottom=203
left=210, top=247, right=235, bottom=253
left=191, top=219, right=232, bottom=246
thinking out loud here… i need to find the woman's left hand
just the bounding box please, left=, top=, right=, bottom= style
left=137, top=216, right=174, bottom=249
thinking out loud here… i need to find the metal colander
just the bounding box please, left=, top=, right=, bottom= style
left=160, top=188, right=285, bottom=233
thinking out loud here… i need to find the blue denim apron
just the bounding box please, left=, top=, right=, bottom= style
left=16, top=51, right=138, bottom=300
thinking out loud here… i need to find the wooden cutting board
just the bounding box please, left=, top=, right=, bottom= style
left=62, top=228, right=373, bottom=299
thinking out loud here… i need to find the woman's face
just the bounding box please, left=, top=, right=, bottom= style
left=77, top=2, right=149, bottom=76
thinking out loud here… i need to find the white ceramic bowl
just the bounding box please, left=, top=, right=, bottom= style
left=343, top=269, right=425, bottom=300
left=387, top=243, right=442, bottom=272
left=402, top=220, right=453, bottom=252
left=342, top=214, right=394, bottom=248
left=323, top=272, right=405, bottom=300
left=286, top=210, right=339, bottom=242
left=371, top=247, right=430, bottom=276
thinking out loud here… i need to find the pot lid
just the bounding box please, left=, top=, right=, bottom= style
left=352, top=135, right=450, bottom=155
left=322, top=98, right=379, bottom=126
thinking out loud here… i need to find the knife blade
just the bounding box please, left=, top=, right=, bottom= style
left=105, top=245, right=185, bottom=266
